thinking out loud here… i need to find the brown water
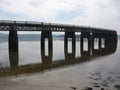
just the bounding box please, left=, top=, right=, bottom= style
left=0, top=34, right=120, bottom=90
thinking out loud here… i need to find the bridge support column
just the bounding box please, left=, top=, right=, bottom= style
left=41, top=31, right=53, bottom=65
left=64, top=31, right=76, bottom=61
left=91, top=31, right=117, bottom=56
left=92, top=32, right=103, bottom=55
left=111, top=31, right=117, bottom=52
left=104, top=31, right=117, bottom=53
left=8, top=25, right=19, bottom=67
left=81, top=31, right=91, bottom=57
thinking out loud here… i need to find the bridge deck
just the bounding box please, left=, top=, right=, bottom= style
left=0, top=20, right=115, bottom=32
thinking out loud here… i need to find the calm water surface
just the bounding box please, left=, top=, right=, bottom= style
left=0, top=34, right=120, bottom=90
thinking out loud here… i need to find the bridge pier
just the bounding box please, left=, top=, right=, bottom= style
left=9, top=26, right=18, bottom=52
left=8, top=25, right=19, bottom=67
left=81, top=31, right=91, bottom=57
left=9, top=48, right=19, bottom=68
left=91, top=31, right=117, bottom=56
left=64, top=31, right=76, bottom=61
left=92, top=32, right=104, bottom=55
left=41, top=31, right=53, bottom=65
left=111, top=31, right=117, bottom=52
left=104, top=31, right=117, bottom=54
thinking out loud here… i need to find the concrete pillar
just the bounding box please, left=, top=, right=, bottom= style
left=9, top=50, right=19, bottom=68
left=81, top=31, right=91, bottom=57
left=9, top=25, right=18, bottom=52
left=97, top=38, right=102, bottom=50
left=92, top=32, right=103, bottom=56
left=100, top=31, right=114, bottom=55
left=41, top=31, right=53, bottom=65
left=8, top=25, right=19, bottom=67
left=104, top=31, right=117, bottom=53
left=64, top=31, right=75, bottom=61
left=92, top=31, right=117, bottom=56
left=112, top=31, right=117, bottom=52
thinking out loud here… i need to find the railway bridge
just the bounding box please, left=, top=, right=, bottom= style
left=0, top=20, right=117, bottom=55
left=0, top=20, right=118, bottom=77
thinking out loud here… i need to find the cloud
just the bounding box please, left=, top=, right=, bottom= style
left=0, top=0, right=120, bottom=33
left=65, top=0, right=120, bottom=33
left=0, top=0, right=82, bottom=20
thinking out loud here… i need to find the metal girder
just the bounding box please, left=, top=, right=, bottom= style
left=0, top=20, right=116, bottom=33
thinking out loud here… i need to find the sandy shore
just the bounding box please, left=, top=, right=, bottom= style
left=0, top=71, right=120, bottom=90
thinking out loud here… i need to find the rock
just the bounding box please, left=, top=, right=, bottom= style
left=114, top=85, right=120, bottom=89
left=92, top=83, right=100, bottom=88
left=84, top=87, right=93, bottom=90
left=101, top=88, right=104, bottom=90
left=70, top=87, right=76, bottom=90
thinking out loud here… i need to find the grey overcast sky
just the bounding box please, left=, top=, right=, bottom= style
left=0, top=0, right=120, bottom=33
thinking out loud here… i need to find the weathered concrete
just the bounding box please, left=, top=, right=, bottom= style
left=41, top=31, right=53, bottom=65
left=64, top=31, right=76, bottom=61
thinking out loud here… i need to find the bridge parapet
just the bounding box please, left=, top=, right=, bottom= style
left=0, top=20, right=116, bottom=33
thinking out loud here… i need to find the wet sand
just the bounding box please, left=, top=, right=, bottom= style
left=0, top=70, right=120, bottom=90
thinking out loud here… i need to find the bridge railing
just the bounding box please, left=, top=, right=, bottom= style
left=0, top=20, right=115, bottom=32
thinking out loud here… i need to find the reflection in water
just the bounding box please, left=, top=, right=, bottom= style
left=0, top=30, right=117, bottom=77
left=9, top=52, right=18, bottom=68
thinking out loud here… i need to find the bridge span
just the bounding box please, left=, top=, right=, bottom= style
left=0, top=20, right=118, bottom=77
left=0, top=20, right=116, bottom=32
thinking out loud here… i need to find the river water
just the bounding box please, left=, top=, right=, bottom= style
left=0, top=33, right=120, bottom=90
